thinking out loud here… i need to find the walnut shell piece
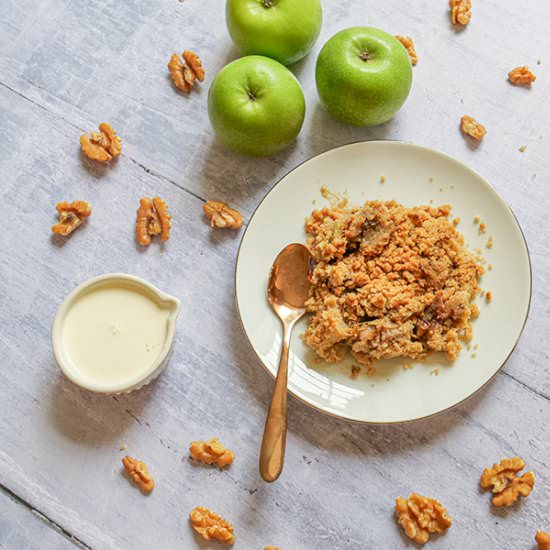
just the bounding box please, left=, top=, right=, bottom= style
left=189, top=438, right=235, bottom=468
left=508, top=66, right=536, bottom=86
left=203, top=201, right=243, bottom=229
left=190, top=506, right=235, bottom=544
left=136, top=197, right=171, bottom=246
left=536, top=531, right=550, bottom=550
left=395, top=493, right=452, bottom=545
left=122, top=455, right=154, bottom=493
left=168, top=50, right=205, bottom=93
left=51, top=201, right=92, bottom=236
left=450, top=0, right=472, bottom=25
left=480, top=457, right=535, bottom=507
left=461, top=115, right=487, bottom=140
left=395, top=36, right=418, bottom=65
left=80, top=122, right=122, bottom=162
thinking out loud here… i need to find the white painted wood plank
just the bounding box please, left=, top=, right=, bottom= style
left=0, top=489, right=82, bottom=549
left=0, top=0, right=549, bottom=548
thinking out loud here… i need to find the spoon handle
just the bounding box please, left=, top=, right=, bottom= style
left=259, top=319, right=293, bottom=482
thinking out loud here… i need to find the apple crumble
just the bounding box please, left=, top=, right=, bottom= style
left=303, top=200, right=483, bottom=366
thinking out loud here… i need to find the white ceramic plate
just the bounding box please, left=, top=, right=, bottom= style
left=235, top=141, right=531, bottom=423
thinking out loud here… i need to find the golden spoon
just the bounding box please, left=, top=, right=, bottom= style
left=260, top=243, right=313, bottom=482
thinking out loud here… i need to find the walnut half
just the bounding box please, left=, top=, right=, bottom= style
left=189, top=438, right=235, bottom=468
left=536, top=531, right=550, bottom=550
left=51, top=201, right=92, bottom=236
left=122, top=455, right=154, bottom=493
left=508, top=66, right=536, bottom=86
left=395, top=493, right=452, bottom=545
left=136, top=197, right=171, bottom=246
left=190, top=506, right=235, bottom=544
left=168, top=50, right=205, bottom=93
left=80, top=122, right=122, bottom=162
left=450, top=0, right=472, bottom=25
left=203, top=200, right=243, bottom=229
left=480, top=457, right=535, bottom=507
left=461, top=115, right=487, bottom=141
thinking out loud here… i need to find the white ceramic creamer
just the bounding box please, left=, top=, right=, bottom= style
left=52, top=274, right=180, bottom=393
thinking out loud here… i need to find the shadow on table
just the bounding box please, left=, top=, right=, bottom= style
left=193, top=136, right=298, bottom=206
left=79, top=149, right=118, bottom=179
left=191, top=45, right=299, bottom=205
left=306, top=102, right=398, bottom=157
left=224, top=294, right=491, bottom=459
left=48, top=369, right=160, bottom=445
left=285, top=364, right=492, bottom=458
left=190, top=76, right=400, bottom=210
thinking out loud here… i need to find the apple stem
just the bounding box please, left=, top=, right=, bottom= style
left=247, top=90, right=257, bottom=101
left=262, top=0, right=273, bottom=7
left=359, top=51, right=370, bottom=61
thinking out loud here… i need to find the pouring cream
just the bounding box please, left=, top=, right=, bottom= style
left=53, top=274, right=180, bottom=393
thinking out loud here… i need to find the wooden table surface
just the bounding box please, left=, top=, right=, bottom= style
left=1, top=0, right=549, bottom=548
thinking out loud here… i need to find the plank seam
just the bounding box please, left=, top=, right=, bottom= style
left=126, top=157, right=206, bottom=203
left=500, top=369, right=550, bottom=402
left=0, top=79, right=207, bottom=205
left=0, top=481, right=92, bottom=550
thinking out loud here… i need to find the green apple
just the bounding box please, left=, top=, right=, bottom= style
left=208, top=55, right=306, bottom=157
left=316, top=27, right=413, bottom=126
left=226, top=0, right=322, bottom=66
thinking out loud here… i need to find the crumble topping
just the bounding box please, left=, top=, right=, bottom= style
left=303, top=200, right=483, bottom=366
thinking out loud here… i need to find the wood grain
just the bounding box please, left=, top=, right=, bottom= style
left=0, top=0, right=549, bottom=548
